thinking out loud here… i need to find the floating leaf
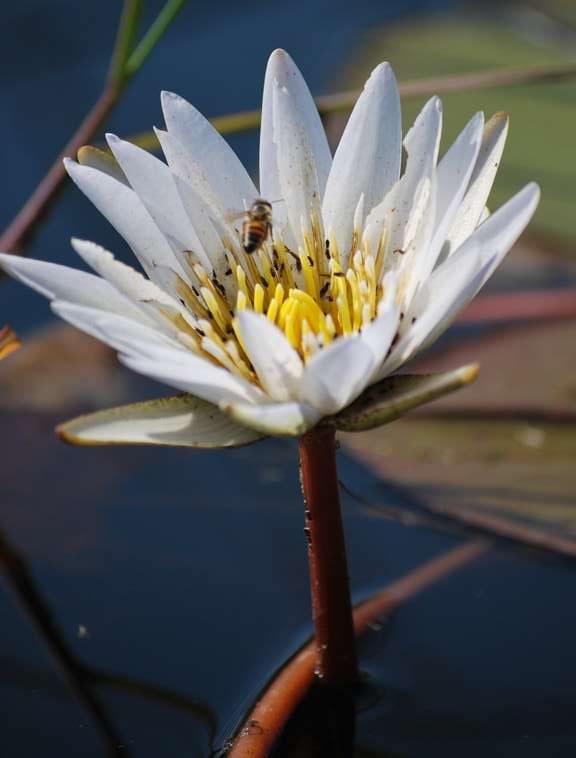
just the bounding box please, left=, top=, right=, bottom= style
left=57, top=393, right=265, bottom=448
left=330, top=364, right=479, bottom=432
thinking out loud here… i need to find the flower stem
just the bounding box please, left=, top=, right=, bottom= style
left=230, top=539, right=490, bottom=757
left=298, top=425, right=358, bottom=686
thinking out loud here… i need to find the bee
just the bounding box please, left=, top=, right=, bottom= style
left=240, top=199, right=273, bottom=254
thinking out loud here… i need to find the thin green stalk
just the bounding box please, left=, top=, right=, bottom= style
left=124, top=0, right=187, bottom=78
left=108, top=0, right=143, bottom=88
left=0, top=0, right=185, bottom=255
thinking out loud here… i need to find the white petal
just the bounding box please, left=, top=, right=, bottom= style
left=52, top=300, right=183, bottom=356
left=222, top=399, right=320, bottom=437
left=383, top=182, right=540, bottom=372
left=404, top=96, right=443, bottom=171
left=299, top=337, right=375, bottom=415
left=154, top=128, right=232, bottom=232
left=397, top=111, right=484, bottom=303
left=236, top=311, right=303, bottom=401
left=105, top=134, right=209, bottom=268
left=260, top=53, right=291, bottom=247
left=0, top=252, right=151, bottom=324
left=170, top=174, right=235, bottom=298
left=120, top=350, right=264, bottom=406
left=424, top=111, right=484, bottom=277
left=161, top=90, right=258, bottom=212
left=322, top=62, right=401, bottom=261
left=372, top=97, right=442, bottom=278
left=360, top=313, right=398, bottom=381
left=444, top=112, right=509, bottom=256
left=260, top=50, right=331, bottom=203
left=57, top=394, right=264, bottom=448
left=64, top=159, right=183, bottom=278
left=449, top=181, right=540, bottom=282
left=360, top=277, right=400, bottom=380
left=395, top=172, right=437, bottom=306
left=70, top=238, right=189, bottom=332
left=272, top=79, right=324, bottom=248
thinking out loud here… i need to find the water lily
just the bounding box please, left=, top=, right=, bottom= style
left=0, top=49, right=539, bottom=446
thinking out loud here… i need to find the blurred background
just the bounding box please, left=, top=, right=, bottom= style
left=1, top=1, right=575, bottom=756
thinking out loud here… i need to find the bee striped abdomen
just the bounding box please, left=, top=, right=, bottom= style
left=242, top=219, right=269, bottom=253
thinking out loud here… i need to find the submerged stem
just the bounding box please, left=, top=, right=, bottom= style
left=298, top=426, right=358, bottom=685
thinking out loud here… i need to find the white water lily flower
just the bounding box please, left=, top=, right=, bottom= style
left=0, top=50, right=539, bottom=445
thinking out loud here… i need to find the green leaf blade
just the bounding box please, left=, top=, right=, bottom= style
left=331, top=364, right=480, bottom=432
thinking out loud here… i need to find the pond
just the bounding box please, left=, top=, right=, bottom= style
left=1, top=1, right=576, bottom=756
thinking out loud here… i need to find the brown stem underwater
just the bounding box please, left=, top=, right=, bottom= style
left=229, top=538, right=490, bottom=758
left=298, top=425, right=358, bottom=686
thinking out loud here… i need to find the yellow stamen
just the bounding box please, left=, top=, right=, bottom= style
left=201, top=286, right=228, bottom=333
left=299, top=248, right=317, bottom=301
left=288, top=289, right=331, bottom=345
left=258, top=250, right=276, bottom=301
left=337, top=293, right=352, bottom=335
left=274, top=282, right=285, bottom=308
left=155, top=205, right=397, bottom=384
left=285, top=302, right=301, bottom=349
left=236, top=291, right=248, bottom=311
left=266, top=298, right=279, bottom=324
left=235, top=265, right=251, bottom=302
left=278, top=297, right=295, bottom=331
left=253, top=283, right=265, bottom=314
left=345, top=269, right=362, bottom=331
left=274, top=241, right=295, bottom=289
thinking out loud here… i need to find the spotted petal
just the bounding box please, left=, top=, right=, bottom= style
left=161, top=90, right=258, bottom=212
left=260, top=49, right=331, bottom=245
left=272, top=78, right=324, bottom=248
left=323, top=62, right=401, bottom=262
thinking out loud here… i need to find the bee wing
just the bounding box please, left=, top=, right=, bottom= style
left=224, top=210, right=247, bottom=223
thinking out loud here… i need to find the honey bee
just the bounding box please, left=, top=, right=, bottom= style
left=240, top=198, right=273, bottom=254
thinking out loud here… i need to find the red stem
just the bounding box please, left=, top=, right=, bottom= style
left=298, top=425, right=357, bottom=685
left=0, top=86, right=120, bottom=254
left=229, top=539, right=490, bottom=757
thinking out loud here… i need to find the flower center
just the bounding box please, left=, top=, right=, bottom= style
left=169, top=219, right=390, bottom=385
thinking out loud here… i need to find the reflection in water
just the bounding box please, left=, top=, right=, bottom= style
left=274, top=680, right=355, bottom=757
left=0, top=527, right=127, bottom=755
left=0, top=526, right=216, bottom=756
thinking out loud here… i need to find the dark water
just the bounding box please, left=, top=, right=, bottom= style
left=2, top=2, right=576, bottom=757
